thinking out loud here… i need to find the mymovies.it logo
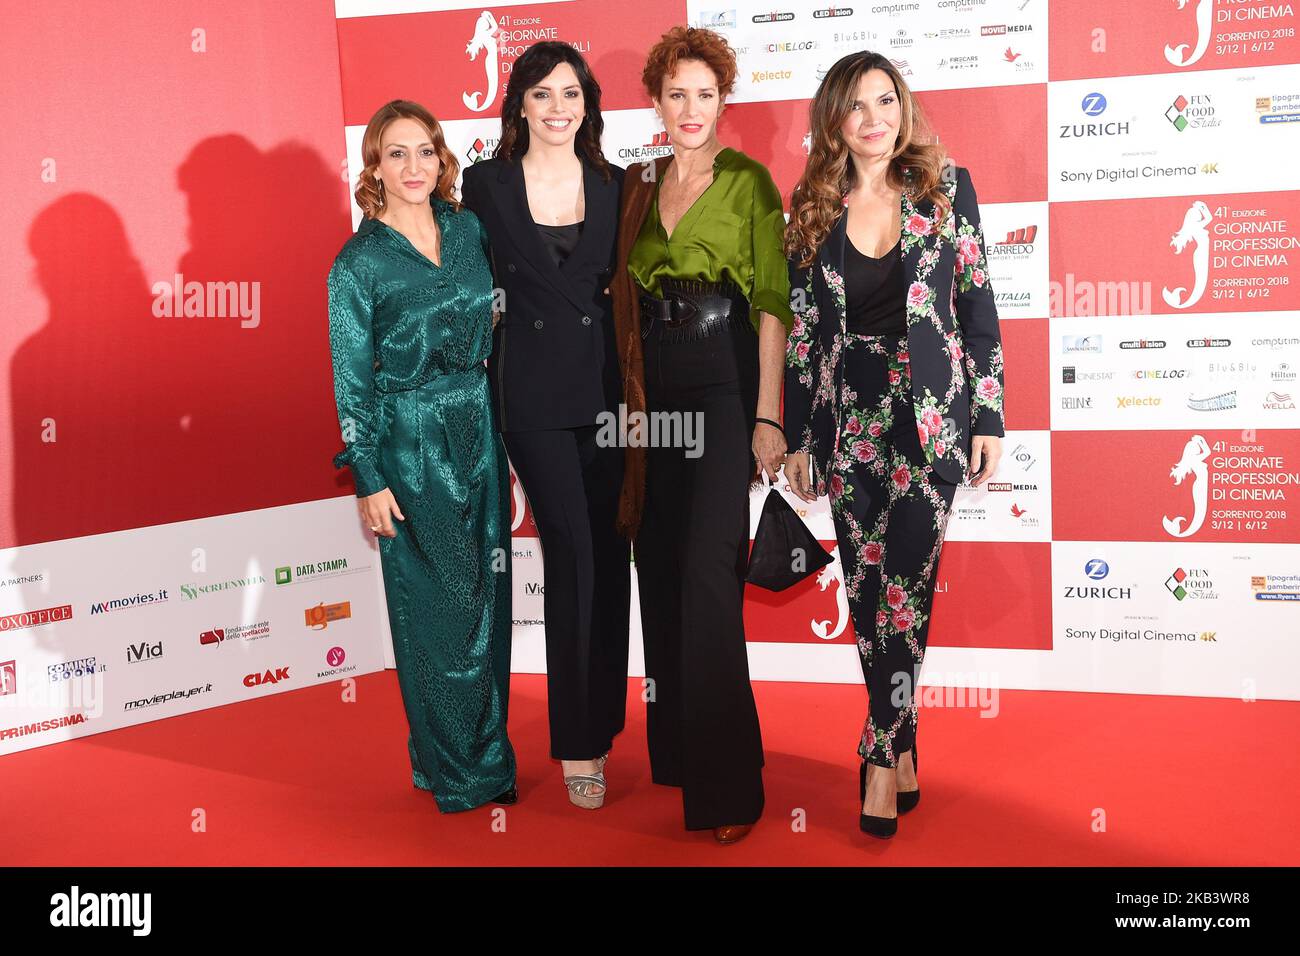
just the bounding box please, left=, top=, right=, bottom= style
left=50, top=885, right=150, bottom=936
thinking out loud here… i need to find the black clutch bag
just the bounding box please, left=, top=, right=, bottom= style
left=745, top=477, right=833, bottom=592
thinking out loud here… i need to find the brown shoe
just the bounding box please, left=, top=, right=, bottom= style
left=713, top=824, right=753, bottom=845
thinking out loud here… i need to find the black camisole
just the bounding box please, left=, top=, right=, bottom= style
left=534, top=220, right=584, bottom=269
left=845, top=235, right=907, bottom=336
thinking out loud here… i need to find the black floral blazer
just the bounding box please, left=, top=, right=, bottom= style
left=784, top=164, right=1006, bottom=492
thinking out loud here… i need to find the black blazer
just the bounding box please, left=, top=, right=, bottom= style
left=784, top=165, right=1006, bottom=489
left=461, top=156, right=624, bottom=432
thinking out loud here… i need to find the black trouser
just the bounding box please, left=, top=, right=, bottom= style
left=502, top=424, right=630, bottom=761
left=634, top=313, right=765, bottom=830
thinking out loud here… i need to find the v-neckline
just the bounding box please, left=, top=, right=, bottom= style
left=378, top=199, right=445, bottom=269
left=656, top=146, right=732, bottom=242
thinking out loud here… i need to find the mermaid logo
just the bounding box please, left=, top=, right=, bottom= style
left=810, top=546, right=850, bottom=640
left=1162, top=434, right=1210, bottom=538
left=509, top=464, right=528, bottom=533
left=1163, top=0, right=1212, bottom=67
left=463, top=11, right=500, bottom=113
left=1161, top=200, right=1212, bottom=310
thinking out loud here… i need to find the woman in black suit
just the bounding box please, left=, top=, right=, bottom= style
left=460, top=41, right=629, bottom=810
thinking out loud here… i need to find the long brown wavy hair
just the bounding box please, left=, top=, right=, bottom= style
left=785, top=52, right=950, bottom=267
left=354, top=100, right=460, bottom=219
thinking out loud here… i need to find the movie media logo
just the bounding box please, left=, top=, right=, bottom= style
left=1, top=660, right=15, bottom=697
left=179, top=575, right=265, bottom=601
left=1063, top=559, right=1133, bottom=600
left=1187, top=390, right=1236, bottom=411
left=124, top=683, right=213, bottom=711
left=1252, top=575, right=1300, bottom=602
left=1263, top=391, right=1296, bottom=410
left=127, top=641, right=163, bottom=664
left=244, top=667, right=291, bottom=688
left=88, top=588, right=169, bottom=616
left=985, top=482, right=1039, bottom=493
left=980, top=24, right=1033, bottom=36
left=1120, top=339, right=1166, bottom=350
left=1165, top=567, right=1218, bottom=601
left=48, top=657, right=104, bottom=682
left=0, top=712, right=89, bottom=741
left=274, top=559, right=350, bottom=586
left=305, top=601, right=352, bottom=630
left=0, top=604, right=73, bottom=632
left=1187, top=337, right=1230, bottom=348
left=199, top=621, right=270, bottom=647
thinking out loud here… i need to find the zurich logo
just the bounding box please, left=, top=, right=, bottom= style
left=1081, top=92, right=1107, bottom=116
left=1084, top=559, right=1110, bottom=580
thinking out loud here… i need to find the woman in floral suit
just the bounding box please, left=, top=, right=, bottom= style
left=782, top=52, right=1006, bottom=839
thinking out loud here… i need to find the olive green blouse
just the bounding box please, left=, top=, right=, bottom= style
left=628, top=146, right=794, bottom=333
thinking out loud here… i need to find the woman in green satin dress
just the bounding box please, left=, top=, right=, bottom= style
left=327, top=100, right=517, bottom=812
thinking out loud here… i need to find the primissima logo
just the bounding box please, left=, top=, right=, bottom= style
left=1, top=712, right=90, bottom=741
left=0, top=604, right=72, bottom=632
left=89, top=588, right=168, bottom=615
left=274, top=558, right=350, bottom=586
left=179, top=576, right=264, bottom=601
left=305, top=601, right=352, bottom=630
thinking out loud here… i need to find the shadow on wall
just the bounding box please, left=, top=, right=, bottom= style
left=11, top=134, right=353, bottom=550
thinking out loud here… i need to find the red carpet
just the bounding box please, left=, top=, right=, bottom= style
left=4, top=674, right=1296, bottom=866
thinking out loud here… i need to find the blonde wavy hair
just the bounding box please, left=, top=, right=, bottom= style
left=785, top=52, right=950, bottom=267
left=354, top=100, right=460, bottom=220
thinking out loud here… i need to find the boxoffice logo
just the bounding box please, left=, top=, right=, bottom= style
left=0, top=604, right=73, bottom=632
left=151, top=275, right=260, bottom=328
left=180, top=576, right=265, bottom=601
left=305, top=601, right=352, bottom=630
left=1165, top=567, right=1218, bottom=601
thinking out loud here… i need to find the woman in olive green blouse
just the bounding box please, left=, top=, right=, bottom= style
left=610, top=26, right=792, bottom=845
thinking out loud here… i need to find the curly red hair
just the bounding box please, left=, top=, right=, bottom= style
left=641, top=25, right=737, bottom=101
left=355, top=100, right=460, bottom=220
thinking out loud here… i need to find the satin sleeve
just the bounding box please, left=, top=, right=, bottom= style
left=327, top=250, right=387, bottom=497
left=750, top=168, right=794, bottom=332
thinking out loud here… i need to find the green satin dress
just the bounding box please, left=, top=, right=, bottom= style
left=327, top=195, right=515, bottom=812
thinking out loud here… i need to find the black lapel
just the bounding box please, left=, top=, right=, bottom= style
left=498, top=158, right=597, bottom=314
left=560, top=159, right=614, bottom=278
left=818, top=210, right=849, bottom=349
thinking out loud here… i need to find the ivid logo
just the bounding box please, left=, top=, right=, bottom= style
left=1164, top=0, right=1212, bottom=67
left=463, top=11, right=500, bottom=113
left=244, top=667, right=290, bottom=688
left=810, top=547, right=850, bottom=640
left=1162, top=434, right=1210, bottom=538
left=1162, top=200, right=1211, bottom=309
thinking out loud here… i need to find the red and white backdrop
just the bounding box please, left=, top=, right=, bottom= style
left=2, top=0, right=1298, bottom=755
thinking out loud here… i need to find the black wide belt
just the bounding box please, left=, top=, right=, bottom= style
left=638, top=278, right=751, bottom=342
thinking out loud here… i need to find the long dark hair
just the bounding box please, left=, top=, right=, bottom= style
left=495, top=41, right=612, bottom=180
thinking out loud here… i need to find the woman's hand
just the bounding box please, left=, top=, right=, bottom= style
left=752, top=421, right=787, bottom=483
left=785, top=451, right=817, bottom=503
left=359, top=488, right=405, bottom=538
left=967, top=435, right=1003, bottom=487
